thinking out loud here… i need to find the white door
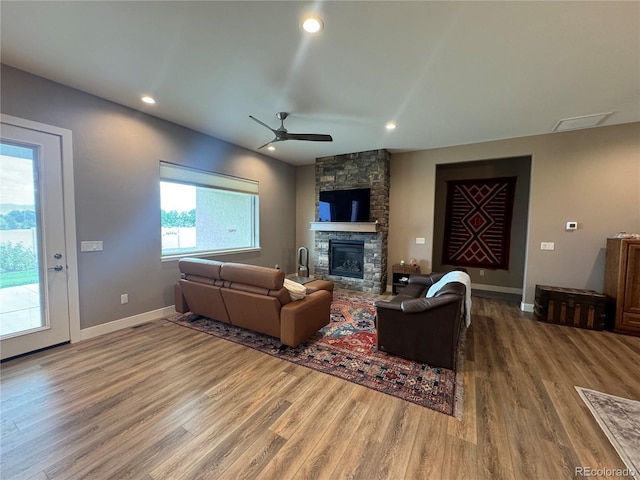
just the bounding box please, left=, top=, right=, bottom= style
left=1, top=118, right=76, bottom=359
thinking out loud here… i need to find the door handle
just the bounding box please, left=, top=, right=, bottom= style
left=48, top=265, right=64, bottom=272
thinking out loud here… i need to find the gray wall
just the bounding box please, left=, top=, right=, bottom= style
left=1, top=65, right=298, bottom=329
left=389, top=123, right=640, bottom=306
left=296, top=164, right=316, bottom=273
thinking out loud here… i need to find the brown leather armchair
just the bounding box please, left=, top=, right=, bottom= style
left=374, top=271, right=468, bottom=370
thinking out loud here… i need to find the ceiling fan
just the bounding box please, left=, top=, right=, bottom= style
left=249, top=112, right=333, bottom=149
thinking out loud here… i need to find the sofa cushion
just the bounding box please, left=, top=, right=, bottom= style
left=178, top=280, right=230, bottom=323
left=398, top=283, right=426, bottom=298
left=221, top=289, right=282, bottom=338
left=220, top=262, right=284, bottom=290
left=179, top=258, right=223, bottom=279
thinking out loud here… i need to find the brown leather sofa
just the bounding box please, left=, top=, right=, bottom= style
left=174, top=258, right=333, bottom=347
left=374, top=271, right=468, bottom=370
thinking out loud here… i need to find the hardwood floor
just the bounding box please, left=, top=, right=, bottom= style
left=1, top=296, right=639, bottom=479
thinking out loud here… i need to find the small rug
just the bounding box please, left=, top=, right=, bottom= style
left=166, top=291, right=461, bottom=417
left=576, top=387, right=640, bottom=479
left=443, top=176, right=516, bottom=269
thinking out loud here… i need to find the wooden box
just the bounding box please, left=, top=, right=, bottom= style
left=534, top=285, right=606, bottom=330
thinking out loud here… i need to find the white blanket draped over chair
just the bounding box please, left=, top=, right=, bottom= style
left=426, top=270, right=472, bottom=327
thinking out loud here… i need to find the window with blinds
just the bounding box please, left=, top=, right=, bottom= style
left=159, top=162, right=259, bottom=259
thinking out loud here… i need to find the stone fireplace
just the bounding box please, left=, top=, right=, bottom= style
left=312, top=149, right=390, bottom=294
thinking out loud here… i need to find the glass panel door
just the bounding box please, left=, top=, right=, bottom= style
left=0, top=120, right=71, bottom=360
left=0, top=142, right=45, bottom=337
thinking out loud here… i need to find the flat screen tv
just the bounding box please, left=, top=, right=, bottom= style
left=318, top=188, right=370, bottom=222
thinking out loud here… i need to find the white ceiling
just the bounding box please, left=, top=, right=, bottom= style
left=2, top=1, right=639, bottom=166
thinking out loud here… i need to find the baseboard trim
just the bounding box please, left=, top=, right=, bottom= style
left=79, top=306, right=176, bottom=341
left=472, top=283, right=523, bottom=295
left=521, top=302, right=534, bottom=313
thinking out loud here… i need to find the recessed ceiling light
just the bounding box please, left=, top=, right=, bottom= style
left=141, top=95, right=156, bottom=105
left=267, top=145, right=276, bottom=151
left=302, top=17, right=323, bottom=33
left=385, top=121, right=398, bottom=130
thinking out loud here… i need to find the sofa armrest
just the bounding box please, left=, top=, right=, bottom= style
left=373, top=298, right=403, bottom=311
left=408, top=268, right=468, bottom=287
left=400, top=294, right=462, bottom=313
left=280, top=290, right=332, bottom=347
left=407, top=273, right=440, bottom=287
left=174, top=282, right=189, bottom=313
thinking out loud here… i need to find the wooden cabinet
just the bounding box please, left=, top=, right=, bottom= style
left=604, top=237, right=640, bottom=336
left=392, top=264, right=420, bottom=294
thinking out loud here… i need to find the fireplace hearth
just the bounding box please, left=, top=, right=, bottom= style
left=330, top=240, right=364, bottom=279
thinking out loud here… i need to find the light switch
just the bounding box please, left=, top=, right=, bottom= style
left=81, top=241, right=103, bottom=252
left=541, top=242, right=555, bottom=251
left=416, top=237, right=425, bottom=244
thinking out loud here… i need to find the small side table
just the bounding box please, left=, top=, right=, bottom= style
left=392, top=264, right=420, bottom=294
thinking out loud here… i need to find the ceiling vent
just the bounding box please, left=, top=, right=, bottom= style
left=552, top=112, right=613, bottom=132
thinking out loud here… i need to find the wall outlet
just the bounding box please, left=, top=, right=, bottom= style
left=415, top=237, right=425, bottom=244
left=540, top=242, right=555, bottom=251
left=120, top=293, right=129, bottom=304
left=479, top=269, right=485, bottom=276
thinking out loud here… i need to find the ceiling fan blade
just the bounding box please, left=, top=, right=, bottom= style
left=257, top=137, right=287, bottom=149
left=283, top=133, right=333, bottom=142
left=251, top=113, right=333, bottom=148
left=249, top=115, right=276, bottom=133
left=257, top=138, right=277, bottom=149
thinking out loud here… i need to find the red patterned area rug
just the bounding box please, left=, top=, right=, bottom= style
left=166, top=290, right=462, bottom=417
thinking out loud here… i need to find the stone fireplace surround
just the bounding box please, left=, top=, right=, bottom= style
left=313, top=150, right=390, bottom=295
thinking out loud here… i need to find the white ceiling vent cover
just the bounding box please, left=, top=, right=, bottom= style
left=552, top=112, right=613, bottom=132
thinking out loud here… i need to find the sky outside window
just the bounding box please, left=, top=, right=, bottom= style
left=160, top=182, right=195, bottom=212
left=1, top=152, right=36, bottom=211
